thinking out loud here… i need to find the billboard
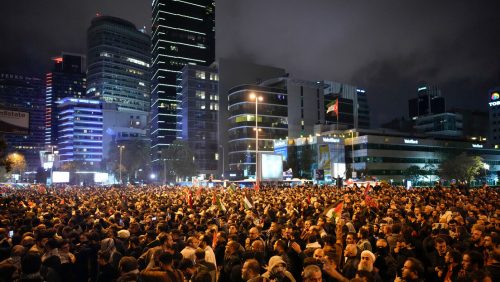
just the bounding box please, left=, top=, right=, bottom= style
left=260, top=153, right=283, bottom=181
left=0, top=108, right=29, bottom=134
left=94, top=173, right=109, bottom=183
left=52, top=171, right=70, bottom=183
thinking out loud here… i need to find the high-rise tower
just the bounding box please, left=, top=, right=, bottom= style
left=45, top=53, right=86, bottom=147
left=151, top=0, right=215, bottom=164
left=87, top=16, right=151, bottom=113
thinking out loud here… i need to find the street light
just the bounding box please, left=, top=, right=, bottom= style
left=249, top=93, right=263, bottom=183
left=219, top=144, right=225, bottom=179
left=118, top=145, right=125, bottom=184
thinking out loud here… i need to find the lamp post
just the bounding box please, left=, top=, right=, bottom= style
left=351, top=130, right=355, bottom=179
left=249, top=93, right=263, bottom=183
left=118, top=145, right=125, bottom=184
left=219, top=144, right=225, bottom=179
left=163, top=158, right=167, bottom=185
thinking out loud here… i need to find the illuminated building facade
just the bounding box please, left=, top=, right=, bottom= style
left=177, top=65, right=218, bottom=176
left=489, top=87, right=500, bottom=146
left=86, top=16, right=151, bottom=112
left=57, top=98, right=103, bottom=168
left=45, top=53, right=86, bottom=147
left=151, top=0, right=215, bottom=165
left=0, top=73, right=45, bottom=170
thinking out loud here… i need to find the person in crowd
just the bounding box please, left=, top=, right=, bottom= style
left=241, top=258, right=265, bottom=282
left=302, top=264, right=322, bottom=282
left=261, top=255, right=295, bottom=282
left=395, top=257, right=425, bottom=282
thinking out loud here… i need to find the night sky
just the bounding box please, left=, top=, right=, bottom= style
left=1, top=0, right=499, bottom=126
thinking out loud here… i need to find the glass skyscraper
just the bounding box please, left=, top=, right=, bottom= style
left=45, top=53, right=86, bottom=147
left=86, top=16, right=151, bottom=113
left=0, top=73, right=45, bottom=170
left=151, top=0, right=215, bottom=164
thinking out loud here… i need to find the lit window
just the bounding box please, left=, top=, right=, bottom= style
left=196, top=91, right=205, bottom=99
left=195, top=71, right=205, bottom=79
left=209, top=73, right=218, bottom=81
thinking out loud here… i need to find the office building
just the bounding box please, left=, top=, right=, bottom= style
left=151, top=0, right=215, bottom=165
left=489, top=87, right=500, bottom=146
left=102, top=103, right=149, bottom=162
left=413, top=112, right=463, bottom=137
left=408, top=84, right=445, bottom=120
left=216, top=59, right=286, bottom=178
left=87, top=16, right=151, bottom=113
left=177, top=65, right=218, bottom=176
left=45, top=53, right=86, bottom=147
left=57, top=98, right=103, bottom=168
left=275, top=129, right=500, bottom=184
left=0, top=73, right=45, bottom=170
left=323, top=81, right=370, bottom=129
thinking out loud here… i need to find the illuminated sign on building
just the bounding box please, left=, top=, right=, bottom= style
left=323, top=137, right=341, bottom=143
left=274, top=140, right=287, bottom=148
left=489, top=101, right=500, bottom=107
left=404, top=139, right=419, bottom=144
left=472, top=144, right=483, bottom=148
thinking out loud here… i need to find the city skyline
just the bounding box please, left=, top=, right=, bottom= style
left=0, top=0, right=499, bottom=126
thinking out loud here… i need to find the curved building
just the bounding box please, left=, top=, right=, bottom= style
left=227, top=85, right=288, bottom=177
left=86, top=16, right=150, bottom=112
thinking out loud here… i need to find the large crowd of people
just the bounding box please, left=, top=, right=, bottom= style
left=0, top=183, right=498, bottom=282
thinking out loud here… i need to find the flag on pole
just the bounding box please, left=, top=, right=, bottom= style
left=327, top=99, right=339, bottom=116
left=243, top=193, right=253, bottom=210
left=187, top=190, right=193, bottom=208
left=213, top=193, right=226, bottom=212
left=365, top=194, right=378, bottom=208
left=228, top=183, right=236, bottom=194
left=324, top=201, right=343, bottom=219
left=254, top=180, right=260, bottom=192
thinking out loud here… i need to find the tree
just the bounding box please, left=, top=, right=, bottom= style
left=6, top=152, right=26, bottom=175
left=161, top=140, right=196, bottom=181
left=439, top=153, right=483, bottom=183
left=422, top=163, right=437, bottom=184
left=403, top=165, right=423, bottom=185
left=0, top=137, right=11, bottom=180
left=108, top=139, right=151, bottom=183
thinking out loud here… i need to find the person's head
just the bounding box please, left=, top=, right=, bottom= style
left=98, top=250, right=111, bottom=266
left=346, top=232, right=357, bottom=244
left=358, top=250, right=375, bottom=272
left=248, top=227, right=260, bottom=240
left=195, top=248, right=205, bottom=262
left=159, top=233, right=174, bottom=249
left=273, top=239, right=286, bottom=254
left=462, top=251, right=484, bottom=272
left=119, top=256, right=138, bottom=274
left=186, top=236, right=200, bottom=249
left=344, top=243, right=357, bottom=258
left=251, top=239, right=265, bottom=252
left=445, top=249, right=462, bottom=265
left=242, top=259, right=260, bottom=281
left=228, top=225, right=238, bottom=235
left=158, top=252, right=174, bottom=269
left=483, top=233, right=497, bottom=249
left=401, top=258, right=424, bottom=280
left=225, top=241, right=240, bottom=256
left=435, top=237, right=447, bottom=256
left=178, top=258, right=197, bottom=278
left=313, top=248, right=325, bottom=260
left=302, top=264, right=322, bottom=282
left=471, top=226, right=484, bottom=243
left=21, top=253, right=41, bottom=275
left=358, top=227, right=369, bottom=240
left=267, top=256, right=287, bottom=274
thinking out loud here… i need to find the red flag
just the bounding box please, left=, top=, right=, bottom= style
left=365, top=195, right=378, bottom=208
left=363, top=185, right=370, bottom=196
left=254, top=180, right=260, bottom=192
left=307, top=195, right=311, bottom=204
left=212, top=231, right=217, bottom=249
left=325, top=201, right=343, bottom=219
left=212, top=192, right=217, bottom=205
left=327, top=99, right=339, bottom=116
left=187, top=190, right=193, bottom=208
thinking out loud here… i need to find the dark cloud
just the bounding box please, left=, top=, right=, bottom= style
left=1, top=0, right=498, bottom=126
